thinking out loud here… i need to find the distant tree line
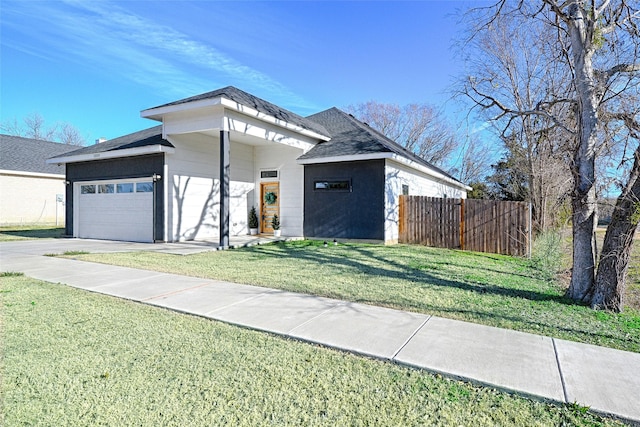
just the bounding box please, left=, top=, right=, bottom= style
left=1, top=113, right=86, bottom=146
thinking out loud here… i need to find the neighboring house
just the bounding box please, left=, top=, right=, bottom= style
left=0, top=134, right=75, bottom=225
left=48, top=86, right=469, bottom=244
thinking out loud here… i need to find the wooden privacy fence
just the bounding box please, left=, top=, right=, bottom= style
left=398, top=196, right=531, bottom=256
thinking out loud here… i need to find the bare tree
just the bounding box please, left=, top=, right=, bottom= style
left=1, top=117, right=23, bottom=136
left=57, top=123, right=86, bottom=146
left=23, top=113, right=57, bottom=141
left=1, top=113, right=85, bottom=145
left=347, top=101, right=458, bottom=167
left=460, top=0, right=639, bottom=310
left=450, top=134, right=494, bottom=184
left=461, top=7, right=573, bottom=231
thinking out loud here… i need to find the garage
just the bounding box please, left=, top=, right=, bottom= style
left=75, top=179, right=154, bottom=242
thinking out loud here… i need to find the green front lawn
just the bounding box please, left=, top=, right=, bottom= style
left=65, top=240, right=640, bottom=353
left=1, top=275, right=623, bottom=426
left=0, top=226, right=65, bottom=241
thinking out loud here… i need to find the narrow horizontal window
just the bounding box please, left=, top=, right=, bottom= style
left=261, top=170, right=278, bottom=179
left=98, top=184, right=114, bottom=194
left=117, top=183, right=134, bottom=193
left=314, top=179, right=351, bottom=192
left=81, top=185, right=96, bottom=194
left=136, top=182, right=153, bottom=193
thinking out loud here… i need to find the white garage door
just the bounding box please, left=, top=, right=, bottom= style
left=76, top=180, right=154, bottom=243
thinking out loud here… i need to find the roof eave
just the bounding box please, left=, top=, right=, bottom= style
left=388, top=154, right=472, bottom=192
left=220, top=98, right=330, bottom=141
left=0, top=169, right=65, bottom=179
left=142, top=96, right=330, bottom=141
left=297, top=153, right=391, bottom=165
left=141, top=97, right=224, bottom=121
left=46, top=145, right=175, bottom=165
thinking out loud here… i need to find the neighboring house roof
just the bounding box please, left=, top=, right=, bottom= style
left=48, top=126, right=173, bottom=163
left=301, top=107, right=463, bottom=184
left=147, top=86, right=330, bottom=139
left=0, top=134, right=76, bottom=175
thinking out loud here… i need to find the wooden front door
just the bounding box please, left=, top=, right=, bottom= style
left=260, top=182, right=280, bottom=233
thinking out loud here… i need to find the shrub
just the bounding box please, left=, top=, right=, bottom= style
left=248, top=207, right=259, bottom=229
left=530, top=230, right=563, bottom=279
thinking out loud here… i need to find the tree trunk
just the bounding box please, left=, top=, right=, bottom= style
left=565, top=2, right=600, bottom=302
left=591, top=147, right=640, bottom=311
left=569, top=185, right=597, bottom=301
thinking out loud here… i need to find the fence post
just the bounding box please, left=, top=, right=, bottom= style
left=528, top=202, right=533, bottom=258
left=460, top=198, right=465, bottom=250
left=399, top=195, right=405, bottom=242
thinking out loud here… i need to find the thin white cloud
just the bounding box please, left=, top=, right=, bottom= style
left=2, top=0, right=316, bottom=111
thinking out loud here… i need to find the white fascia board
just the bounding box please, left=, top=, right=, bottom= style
left=140, top=97, right=224, bottom=121
left=0, top=169, right=65, bottom=179
left=388, top=154, right=472, bottom=191
left=45, top=145, right=175, bottom=165
left=219, top=98, right=330, bottom=141
left=296, top=153, right=391, bottom=165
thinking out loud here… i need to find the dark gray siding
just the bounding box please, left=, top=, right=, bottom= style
left=304, top=160, right=385, bottom=240
left=65, top=154, right=165, bottom=241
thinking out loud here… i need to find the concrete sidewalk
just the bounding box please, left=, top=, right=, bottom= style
left=1, top=239, right=639, bottom=423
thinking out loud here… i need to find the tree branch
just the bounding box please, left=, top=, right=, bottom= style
left=605, top=112, right=640, bottom=140
left=595, top=0, right=612, bottom=17
left=466, top=78, right=577, bottom=136
left=602, top=62, right=640, bottom=81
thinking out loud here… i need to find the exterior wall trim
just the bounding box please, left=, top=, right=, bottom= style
left=0, top=169, right=65, bottom=180
left=387, top=155, right=472, bottom=192
left=298, top=153, right=389, bottom=165
left=47, top=145, right=175, bottom=165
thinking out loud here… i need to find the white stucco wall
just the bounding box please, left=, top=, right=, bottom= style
left=384, top=160, right=467, bottom=243
left=0, top=172, right=66, bottom=225
left=165, top=133, right=254, bottom=241
left=164, top=132, right=308, bottom=241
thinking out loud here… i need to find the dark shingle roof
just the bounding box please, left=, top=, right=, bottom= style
left=0, top=134, right=76, bottom=175
left=148, top=86, right=330, bottom=138
left=301, top=108, right=460, bottom=182
left=48, top=126, right=172, bottom=160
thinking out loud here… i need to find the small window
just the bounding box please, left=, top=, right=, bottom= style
left=402, top=185, right=409, bottom=196
left=81, top=185, right=96, bottom=194
left=117, top=183, right=134, bottom=193
left=136, top=182, right=153, bottom=193
left=261, top=170, right=278, bottom=179
left=314, top=180, right=351, bottom=192
left=98, top=184, right=114, bottom=194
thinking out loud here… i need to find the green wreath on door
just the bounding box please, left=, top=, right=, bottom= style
left=264, top=191, right=277, bottom=205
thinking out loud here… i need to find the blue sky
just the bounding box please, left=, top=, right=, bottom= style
left=1, top=0, right=484, bottom=145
